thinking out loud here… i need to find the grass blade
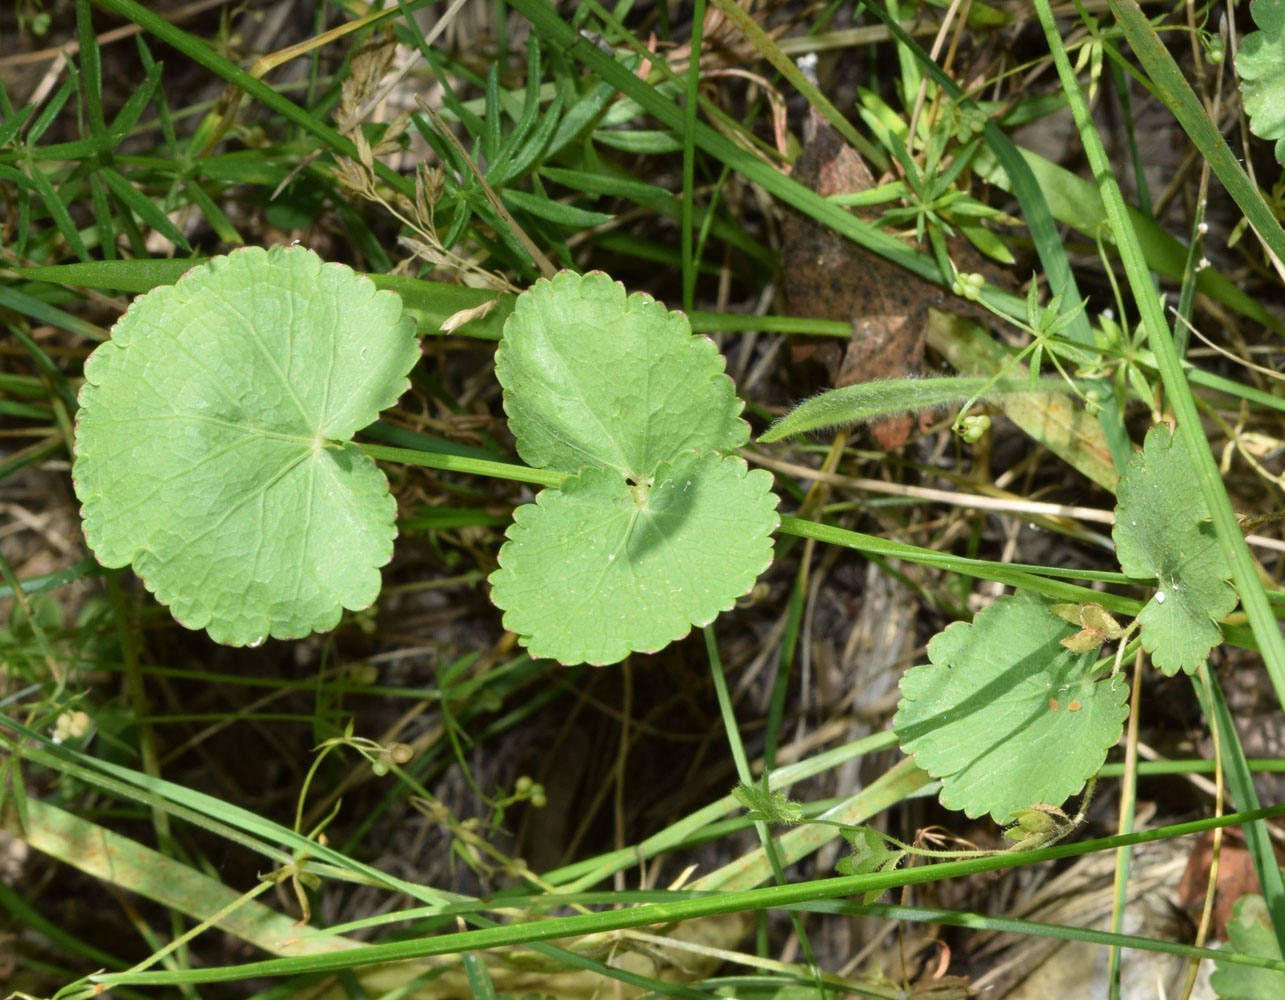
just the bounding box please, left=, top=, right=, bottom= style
left=1037, top=0, right=1285, bottom=952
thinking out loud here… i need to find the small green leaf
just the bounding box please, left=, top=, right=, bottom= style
left=502, top=187, right=613, bottom=227
left=894, top=591, right=1130, bottom=823
left=832, top=822, right=904, bottom=879
left=957, top=220, right=1016, bottom=264
left=73, top=245, right=419, bottom=646
left=731, top=776, right=803, bottom=824
left=1113, top=424, right=1238, bottom=674
left=497, top=270, right=748, bottom=475
left=1210, top=895, right=1285, bottom=999
left=98, top=164, right=191, bottom=251
left=836, top=826, right=905, bottom=901
left=490, top=452, right=777, bottom=665
left=1237, top=0, right=1285, bottom=165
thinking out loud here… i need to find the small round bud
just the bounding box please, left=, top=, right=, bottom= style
left=951, top=272, right=985, bottom=302
left=388, top=742, right=413, bottom=765
left=956, top=413, right=990, bottom=443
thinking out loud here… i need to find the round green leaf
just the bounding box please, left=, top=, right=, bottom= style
left=496, top=270, right=748, bottom=477
left=894, top=591, right=1130, bottom=823
left=1113, top=424, right=1238, bottom=675
left=73, top=245, right=419, bottom=646
left=489, top=451, right=779, bottom=665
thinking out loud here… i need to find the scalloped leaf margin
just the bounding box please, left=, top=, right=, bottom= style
left=1238, top=0, right=1285, bottom=165
left=894, top=590, right=1130, bottom=823
left=73, top=245, right=418, bottom=646
left=1112, top=423, right=1238, bottom=675
left=489, top=271, right=778, bottom=666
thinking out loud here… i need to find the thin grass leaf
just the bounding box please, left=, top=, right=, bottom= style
left=501, top=187, right=611, bottom=227
left=975, top=145, right=1284, bottom=336
left=0, top=70, right=14, bottom=119
left=134, top=36, right=177, bottom=149
left=85, top=807, right=1285, bottom=988
left=0, top=103, right=35, bottom=147
left=488, top=37, right=544, bottom=179
left=926, top=313, right=1118, bottom=490
left=0, top=880, right=125, bottom=972
left=399, top=15, right=484, bottom=137
left=483, top=63, right=502, bottom=165
left=706, top=0, right=888, bottom=171
left=27, top=73, right=75, bottom=145
left=0, top=557, right=105, bottom=600
left=760, top=376, right=1075, bottom=443
left=593, top=129, right=685, bottom=153
left=96, top=0, right=416, bottom=203
left=7, top=797, right=357, bottom=958
left=489, top=95, right=562, bottom=187
left=461, top=953, right=500, bottom=999
left=800, top=894, right=1285, bottom=976
left=183, top=177, right=244, bottom=244
left=0, top=284, right=106, bottom=341
left=75, top=0, right=105, bottom=131
left=548, top=76, right=618, bottom=156
left=15, top=257, right=196, bottom=292
left=1038, top=0, right=1285, bottom=955
left=854, top=0, right=1132, bottom=471
left=512, top=0, right=1026, bottom=326
left=539, top=164, right=668, bottom=200
left=23, top=159, right=90, bottom=262
left=1110, top=0, right=1285, bottom=274
left=102, top=61, right=162, bottom=142
left=98, top=165, right=191, bottom=250
left=1203, top=672, right=1285, bottom=960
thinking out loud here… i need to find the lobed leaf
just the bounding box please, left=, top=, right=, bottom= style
left=1113, top=424, right=1238, bottom=675
left=73, top=245, right=418, bottom=646
left=894, top=591, right=1129, bottom=823
left=1210, top=894, right=1285, bottom=998
left=1237, top=0, right=1285, bottom=165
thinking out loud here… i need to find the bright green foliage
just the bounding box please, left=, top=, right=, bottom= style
left=1113, top=424, right=1237, bottom=674
left=490, top=271, right=779, bottom=666
left=894, top=591, right=1129, bottom=823
left=499, top=271, right=748, bottom=471
left=836, top=826, right=906, bottom=901
left=1210, top=895, right=1285, bottom=999
left=1237, top=0, right=1285, bottom=165
left=73, top=246, right=418, bottom=646
left=1001, top=804, right=1076, bottom=851
left=732, top=776, right=803, bottom=824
